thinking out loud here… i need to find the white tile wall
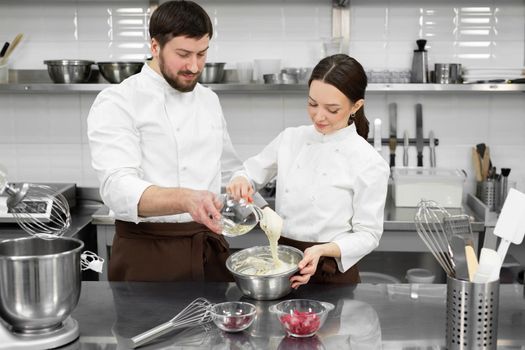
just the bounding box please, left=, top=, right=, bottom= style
left=0, top=0, right=524, bottom=197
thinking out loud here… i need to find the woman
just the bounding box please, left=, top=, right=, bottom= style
left=228, top=54, right=390, bottom=288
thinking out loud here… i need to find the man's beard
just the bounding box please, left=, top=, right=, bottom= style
left=158, top=53, right=200, bottom=92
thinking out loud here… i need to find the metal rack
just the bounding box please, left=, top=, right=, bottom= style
left=366, top=138, right=439, bottom=147
left=1, top=82, right=524, bottom=94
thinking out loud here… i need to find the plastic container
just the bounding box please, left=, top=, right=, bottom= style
left=406, top=268, right=435, bottom=283
left=391, top=167, right=466, bottom=208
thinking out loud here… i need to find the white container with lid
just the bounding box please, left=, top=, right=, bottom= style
left=391, top=167, right=466, bottom=208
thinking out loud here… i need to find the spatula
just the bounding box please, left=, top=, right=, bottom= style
left=473, top=248, right=500, bottom=283
left=449, top=235, right=469, bottom=280
left=491, top=188, right=525, bottom=280
left=444, top=215, right=478, bottom=281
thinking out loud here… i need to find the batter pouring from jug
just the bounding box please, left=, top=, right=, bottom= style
left=228, top=54, right=390, bottom=288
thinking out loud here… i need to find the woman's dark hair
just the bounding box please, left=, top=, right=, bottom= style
left=308, top=54, right=369, bottom=139
left=149, top=1, right=213, bottom=47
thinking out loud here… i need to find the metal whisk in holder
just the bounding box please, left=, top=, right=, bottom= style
left=446, top=274, right=499, bottom=349
left=0, top=166, right=71, bottom=239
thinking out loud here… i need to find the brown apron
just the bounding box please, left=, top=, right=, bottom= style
left=109, top=220, right=233, bottom=282
left=279, top=236, right=360, bottom=284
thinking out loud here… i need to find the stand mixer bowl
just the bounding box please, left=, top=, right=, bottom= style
left=0, top=236, right=83, bottom=333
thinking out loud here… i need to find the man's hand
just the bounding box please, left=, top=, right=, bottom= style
left=185, top=190, right=223, bottom=233
left=226, top=176, right=254, bottom=202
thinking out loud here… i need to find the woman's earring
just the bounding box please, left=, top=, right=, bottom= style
left=350, top=113, right=356, bottom=119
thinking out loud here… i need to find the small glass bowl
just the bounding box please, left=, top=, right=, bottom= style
left=269, top=299, right=334, bottom=337
left=210, top=301, right=257, bottom=332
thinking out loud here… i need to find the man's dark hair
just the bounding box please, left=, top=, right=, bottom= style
left=149, top=1, right=213, bottom=47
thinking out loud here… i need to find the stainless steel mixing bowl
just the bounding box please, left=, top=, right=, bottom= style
left=226, top=245, right=303, bottom=300
left=44, top=59, right=94, bottom=83
left=97, top=61, right=144, bottom=83
left=0, top=236, right=84, bottom=333
left=198, top=62, right=226, bottom=84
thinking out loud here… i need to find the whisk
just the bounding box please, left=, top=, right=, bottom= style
left=131, top=297, right=214, bottom=348
left=1, top=182, right=71, bottom=240
left=415, top=200, right=455, bottom=277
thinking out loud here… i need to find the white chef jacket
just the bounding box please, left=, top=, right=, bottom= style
left=240, top=123, right=390, bottom=272
left=87, top=63, right=243, bottom=223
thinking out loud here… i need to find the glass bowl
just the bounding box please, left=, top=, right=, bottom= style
left=210, top=301, right=256, bottom=332
left=219, top=195, right=261, bottom=237
left=269, top=299, right=334, bottom=337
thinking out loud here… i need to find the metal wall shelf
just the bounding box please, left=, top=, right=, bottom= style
left=1, top=82, right=524, bottom=94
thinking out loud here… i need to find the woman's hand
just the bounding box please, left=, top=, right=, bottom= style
left=226, top=176, right=254, bottom=202
left=290, top=245, right=324, bottom=289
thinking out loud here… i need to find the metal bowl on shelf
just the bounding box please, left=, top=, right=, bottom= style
left=226, top=245, right=303, bottom=300
left=199, top=62, right=226, bottom=84
left=44, top=59, right=94, bottom=84
left=97, top=61, right=144, bottom=84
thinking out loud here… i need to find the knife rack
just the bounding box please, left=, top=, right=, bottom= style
left=366, top=138, right=439, bottom=146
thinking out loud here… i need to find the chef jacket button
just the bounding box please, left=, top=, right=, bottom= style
left=322, top=172, right=327, bottom=176
left=296, top=164, right=300, bottom=169
left=335, top=148, right=340, bottom=152
left=306, top=142, right=311, bottom=146
left=285, top=189, right=289, bottom=193
left=181, top=166, right=186, bottom=171
left=176, top=128, right=180, bottom=132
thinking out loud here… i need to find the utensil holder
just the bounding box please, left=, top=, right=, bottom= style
left=446, top=275, right=499, bottom=350
left=476, top=180, right=496, bottom=211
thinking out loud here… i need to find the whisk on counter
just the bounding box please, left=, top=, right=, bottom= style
left=130, top=297, right=214, bottom=348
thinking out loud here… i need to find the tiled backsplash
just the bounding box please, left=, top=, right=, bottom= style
left=1, top=0, right=524, bottom=196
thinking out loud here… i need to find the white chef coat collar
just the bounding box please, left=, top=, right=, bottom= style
left=142, top=62, right=197, bottom=100
left=309, top=123, right=356, bottom=143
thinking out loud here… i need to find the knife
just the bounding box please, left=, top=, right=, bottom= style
left=429, top=130, right=436, bottom=167
left=373, top=118, right=382, bottom=153
left=388, top=103, right=397, bottom=167
left=415, top=104, right=424, bottom=167
left=403, top=130, right=409, bottom=167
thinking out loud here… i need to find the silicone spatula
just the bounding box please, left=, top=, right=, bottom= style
left=473, top=248, right=501, bottom=283
left=491, top=188, right=525, bottom=280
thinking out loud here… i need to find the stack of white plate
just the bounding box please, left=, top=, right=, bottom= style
left=462, top=67, right=525, bottom=83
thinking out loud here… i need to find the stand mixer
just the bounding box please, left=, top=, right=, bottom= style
left=0, top=165, right=82, bottom=349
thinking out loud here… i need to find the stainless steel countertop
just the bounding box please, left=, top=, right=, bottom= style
left=67, top=281, right=525, bottom=349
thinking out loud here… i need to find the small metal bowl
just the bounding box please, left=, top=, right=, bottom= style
left=97, top=61, right=144, bottom=84
left=210, top=301, right=256, bottom=332
left=44, top=59, right=94, bottom=84
left=199, top=62, right=226, bottom=84
left=226, top=245, right=303, bottom=300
